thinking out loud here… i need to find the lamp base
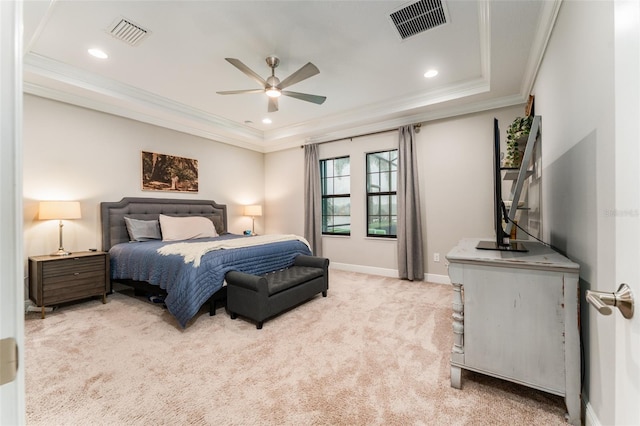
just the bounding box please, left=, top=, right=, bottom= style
left=52, top=248, right=71, bottom=256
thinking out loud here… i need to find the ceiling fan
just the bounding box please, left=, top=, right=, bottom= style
left=217, top=56, right=326, bottom=113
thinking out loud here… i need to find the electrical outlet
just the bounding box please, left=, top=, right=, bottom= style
left=434, top=253, right=440, bottom=262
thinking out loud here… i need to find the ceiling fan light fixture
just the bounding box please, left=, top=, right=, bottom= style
left=265, top=87, right=281, bottom=98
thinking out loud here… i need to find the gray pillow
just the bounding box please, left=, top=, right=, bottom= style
left=124, top=217, right=162, bottom=242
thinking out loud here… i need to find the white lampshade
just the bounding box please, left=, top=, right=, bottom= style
left=243, top=205, right=262, bottom=217
left=39, top=201, right=82, bottom=220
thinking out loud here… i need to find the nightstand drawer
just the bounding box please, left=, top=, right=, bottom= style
left=42, top=257, right=105, bottom=277
left=44, top=280, right=106, bottom=305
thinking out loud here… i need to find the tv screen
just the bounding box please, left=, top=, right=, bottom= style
left=476, top=118, right=527, bottom=252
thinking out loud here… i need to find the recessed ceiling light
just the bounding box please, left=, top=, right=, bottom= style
left=88, top=48, right=108, bottom=59
left=424, top=69, right=438, bottom=78
left=262, top=118, right=272, bottom=124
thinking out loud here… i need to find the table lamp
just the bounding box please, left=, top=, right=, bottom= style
left=38, top=201, right=82, bottom=255
left=243, top=205, right=262, bottom=236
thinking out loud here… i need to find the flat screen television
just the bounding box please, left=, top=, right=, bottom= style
left=476, top=118, right=527, bottom=252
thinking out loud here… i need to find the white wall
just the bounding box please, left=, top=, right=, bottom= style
left=264, top=105, right=525, bottom=281
left=532, top=1, right=615, bottom=424
left=23, top=94, right=265, bottom=265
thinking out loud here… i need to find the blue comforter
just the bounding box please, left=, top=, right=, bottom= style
left=109, top=233, right=311, bottom=327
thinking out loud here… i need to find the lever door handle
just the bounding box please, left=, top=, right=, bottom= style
left=586, top=283, right=634, bottom=319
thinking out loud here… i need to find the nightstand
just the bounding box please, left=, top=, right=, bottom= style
left=28, top=251, right=110, bottom=319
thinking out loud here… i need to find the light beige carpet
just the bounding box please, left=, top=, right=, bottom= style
left=25, top=270, right=568, bottom=425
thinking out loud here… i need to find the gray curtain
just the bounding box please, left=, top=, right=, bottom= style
left=397, top=125, right=424, bottom=280
left=304, top=144, right=322, bottom=256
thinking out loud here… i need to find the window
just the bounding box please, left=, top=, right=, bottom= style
left=366, top=150, right=398, bottom=237
left=320, top=156, right=350, bottom=235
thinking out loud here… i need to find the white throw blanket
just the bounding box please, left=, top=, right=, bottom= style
left=157, top=234, right=311, bottom=267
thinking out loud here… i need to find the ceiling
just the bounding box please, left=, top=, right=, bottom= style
left=22, top=0, right=559, bottom=153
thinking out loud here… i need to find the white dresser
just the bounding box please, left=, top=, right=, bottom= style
left=446, top=238, right=580, bottom=426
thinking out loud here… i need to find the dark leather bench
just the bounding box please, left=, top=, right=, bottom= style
left=225, top=255, right=329, bottom=329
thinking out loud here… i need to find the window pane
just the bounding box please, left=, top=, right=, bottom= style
left=322, top=198, right=332, bottom=215
left=391, top=172, right=397, bottom=192
left=335, top=157, right=349, bottom=176
left=380, top=195, right=390, bottom=215
left=368, top=195, right=380, bottom=215
left=380, top=171, right=390, bottom=192
left=324, top=177, right=334, bottom=195
left=334, top=197, right=350, bottom=215
left=368, top=173, right=380, bottom=192
left=379, top=152, right=390, bottom=172
left=335, top=176, right=350, bottom=194
left=390, top=150, right=398, bottom=171
left=324, top=159, right=334, bottom=177
left=368, top=154, right=379, bottom=173
left=390, top=195, right=397, bottom=215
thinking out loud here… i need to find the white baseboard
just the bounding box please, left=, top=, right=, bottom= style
left=425, top=273, right=451, bottom=284
left=584, top=398, right=600, bottom=426
left=330, top=262, right=398, bottom=277
left=329, top=263, right=451, bottom=284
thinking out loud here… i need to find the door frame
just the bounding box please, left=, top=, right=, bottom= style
left=0, top=0, right=25, bottom=423
left=613, top=1, right=640, bottom=424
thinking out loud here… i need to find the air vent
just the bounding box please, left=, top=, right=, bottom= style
left=390, top=0, right=448, bottom=40
left=108, top=17, right=150, bottom=46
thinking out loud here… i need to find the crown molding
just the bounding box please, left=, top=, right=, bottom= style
left=23, top=81, right=267, bottom=153
left=266, top=93, right=527, bottom=153
left=261, top=77, right=490, bottom=149
left=23, top=53, right=265, bottom=143
left=520, top=0, right=563, bottom=98
left=478, top=0, right=491, bottom=80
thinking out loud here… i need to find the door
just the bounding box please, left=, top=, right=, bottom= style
left=0, top=0, right=25, bottom=424
left=613, top=0, right=640, bottom=424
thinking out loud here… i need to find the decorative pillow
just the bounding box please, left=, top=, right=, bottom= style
left=159, top=214, right=218, bottom=241
left=124, top=217, right=162, bottom=242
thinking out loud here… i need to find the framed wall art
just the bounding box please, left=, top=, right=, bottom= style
left=141, top=151, right=198, bottom=193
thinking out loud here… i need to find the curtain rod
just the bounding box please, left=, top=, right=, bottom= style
left=300, top=123, right=421, bottom=148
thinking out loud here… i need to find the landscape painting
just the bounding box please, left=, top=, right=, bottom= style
left=141, top=151, right=198, bottom=192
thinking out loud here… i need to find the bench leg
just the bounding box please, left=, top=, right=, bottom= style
left=230, top=312, right=237, bottom=319
left=322, top=291, right=327, bottom=297
left=256, top=321, right=263, bottom=330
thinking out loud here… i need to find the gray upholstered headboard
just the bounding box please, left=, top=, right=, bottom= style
left=100, top=197, right=228, bottom=251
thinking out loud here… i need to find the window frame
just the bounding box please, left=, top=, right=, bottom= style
left=365, top=149, right=398, bottom=238
left=320, top=155, right=351, bottom=236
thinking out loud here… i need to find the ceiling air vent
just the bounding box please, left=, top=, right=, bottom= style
left=390, top=0, right=449, bottom=40
left=107, top=17, right=150, bottom=46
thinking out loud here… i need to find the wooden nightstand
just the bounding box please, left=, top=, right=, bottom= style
left=28, top=251, right=110, bottom=318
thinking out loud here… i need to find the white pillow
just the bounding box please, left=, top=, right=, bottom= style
left=159, top=214, right=218, bottom=241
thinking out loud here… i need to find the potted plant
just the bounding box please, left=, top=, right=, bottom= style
left=503, top=116, right=533, bottom=168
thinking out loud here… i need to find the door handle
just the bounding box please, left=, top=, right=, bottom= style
left=586, top=283, right=634, bottom=319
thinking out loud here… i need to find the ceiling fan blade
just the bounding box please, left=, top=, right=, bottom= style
left=217, top=89, right=265, bottom=95
left=224, top=58, right=266, bottom=87
left=268, top=97, right=279, bottom=113
left=278, top=62, right=320, bottom=90
left=281, top=91, right=327, bottom=105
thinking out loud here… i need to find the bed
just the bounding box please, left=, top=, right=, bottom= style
left=101, top=197, right=312, bottom=327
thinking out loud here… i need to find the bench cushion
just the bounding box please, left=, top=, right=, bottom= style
left=264, top=266, right=324, bottom=296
